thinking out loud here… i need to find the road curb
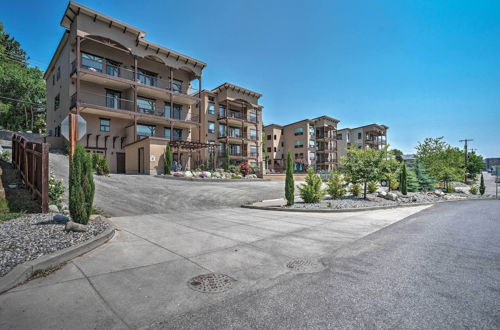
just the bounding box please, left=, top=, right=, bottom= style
left=241, top=197, right=498, bottom=213
left=0, top=219, right=115, bottom=294
left=154, top=175, right=271, bottom=182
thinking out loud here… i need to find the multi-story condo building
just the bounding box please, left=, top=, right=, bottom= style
left=199, top=83, right=263, bottom=168
left=264, top=116, right=339, bottom=172
left=44, top=2, right=263, bottom=174
left=336, top=123, right=389, bottom=160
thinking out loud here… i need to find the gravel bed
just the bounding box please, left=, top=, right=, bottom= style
left=284, top=192, right=489, bottom=210
left=0, top=213, right=109, bottom=277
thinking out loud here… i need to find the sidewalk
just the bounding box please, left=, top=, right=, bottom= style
left=0, top=205, right=430, bottom=329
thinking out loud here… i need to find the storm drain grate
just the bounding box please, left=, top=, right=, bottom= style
left=188, top=273, right=236, bottom=293
left=286, top=258, right=326, bottom=273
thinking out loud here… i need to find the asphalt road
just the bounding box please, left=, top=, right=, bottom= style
left=150, top=200, right=500, bottom=330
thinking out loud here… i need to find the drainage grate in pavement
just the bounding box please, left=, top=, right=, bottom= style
left=286, top=258, right=326, bottom=273
left=188, top=273, right=236, bottom=293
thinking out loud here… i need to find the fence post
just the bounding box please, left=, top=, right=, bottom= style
left=41, top=143, right=49, bottom=213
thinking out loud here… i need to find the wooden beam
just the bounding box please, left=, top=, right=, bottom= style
left=93, top=14, right=97, bottom=22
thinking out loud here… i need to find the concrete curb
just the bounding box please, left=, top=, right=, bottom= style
left=0, top=219, right=115, bottom=294
left=154, top=175, right=271, bottom=183
left=242, top=197, right=499, bottom=213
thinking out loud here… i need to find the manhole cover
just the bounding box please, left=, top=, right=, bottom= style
left=286, top=258, right=326, bottom=273
left=187, top=273, right=236, bottom=293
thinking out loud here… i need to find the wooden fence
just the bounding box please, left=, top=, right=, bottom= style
left=11, top=134, right=49, bottom=212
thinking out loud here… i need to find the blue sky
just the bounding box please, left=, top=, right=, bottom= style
left=2, top=0, right=499, bottom=157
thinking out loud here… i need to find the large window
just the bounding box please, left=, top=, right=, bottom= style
left=208, top=121, right=215, bottom=134
left=249, top=129, right=257, bottom=140
left=54, top=94, right=60, bottom=110
left=207, top=103, right=215, bottom=115
left=172, top=79, right=183, bottom=92
left=173, top=128, right=183, bottom=141
left=358, top=132, right=362, bottom=140
left=218, top=124, right=227, bottom=137
left=294, top=127, right=304, bottom=136
left=229, top=127, right=241, bottom=138
left=106, top=90, right=121, bottom=109
left=336, top=133, right=342, bottom=140
left=106, top=59, right=120, bottom=77
left=137, top=97, right=155, bottom=114
left=81, top=52, right=103, bottom=72
left=165, top=103, right=182, bottom=120
left=248, top=109, right=257, bottom=123
left=137, top=124, right=156, bottom=139
left=137, top=69, right=157, bottom=87
left=294, top=140, right=304, bottom=148
left=164, top=128, right=171, bottom=139
left=100, top=118, right=110, bottom=132
left=309, top=126, right=315, bottom=136
left=218, top=105, right=226, bottom=118
left=309, top=140, right=315, bottom=148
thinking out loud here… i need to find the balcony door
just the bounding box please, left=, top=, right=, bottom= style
left=165, top=103, right=182, bottom=120
left=173, top=128, right=183, bottom=141
left=106, top=90, right=121, bottom=109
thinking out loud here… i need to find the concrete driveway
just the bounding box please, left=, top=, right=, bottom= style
left=0, top=205, right=430, bottom=329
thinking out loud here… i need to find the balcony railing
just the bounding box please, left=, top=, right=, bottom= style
left=217, top=111, right=258, bottom=123
left=218, top=150, right=258, bottom=158
left=72, top=58, right=200, bottom=97
left=75, top=91, right=199, bottom=122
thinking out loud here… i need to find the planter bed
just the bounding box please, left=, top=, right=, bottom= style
left=0, top=213, right=109, bottom=277
left=155, top=175, right=266, bottom=182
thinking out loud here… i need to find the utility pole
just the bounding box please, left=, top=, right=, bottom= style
left=459, top=139, right=473, bottom=183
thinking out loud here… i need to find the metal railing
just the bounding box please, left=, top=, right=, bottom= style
left=217, top=111, right=259, bottom=123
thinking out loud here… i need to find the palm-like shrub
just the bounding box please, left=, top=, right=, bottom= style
left=285, top=152, right=295, bottom=205
left=367, top=181, right=378, bottom=194
left=69, top=145, right=95, bottom=225
left=350, top=183, right=362, bottom=197
left=299, top=168, right=325, bottom=203
left=327, top=171, right=346, bottom=199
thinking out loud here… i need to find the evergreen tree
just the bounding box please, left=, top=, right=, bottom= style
left=225, top=147, right=231, bottom=171
left=298, top=168, right=325, bottom=203
left=400, top=163, right=408, bottom=195
left=285, top=152, right=295, bottom=205
left=69, top=146, right=94, bottom=225
left=164, top=144, right=172, bottom=175
left=415, top=160, right=436, bottom=191
left=407, top=170, right=420, bottom=192
left=327, top=170, right=346, bottom=199
left=479, top=173, right=486, bottom=195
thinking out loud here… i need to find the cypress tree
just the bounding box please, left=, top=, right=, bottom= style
left=69, top=145, right=94, bottom=225
left=285, top=152, right=295, bottom=205
left=225, top=147, right=231, bottom=171
left=401, top=163, right=408, bottom=195
left=479, top=173, right=486, bottom=195
left=164, top=144, right=173, bottom=175
left=415, top=160, right=436, bottom=191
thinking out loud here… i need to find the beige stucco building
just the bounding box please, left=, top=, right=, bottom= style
left=336, top=123, right=389, bottom=160
left=264, top=116, right=339, bottom=172
left=44, top=1, right=263, bottom=174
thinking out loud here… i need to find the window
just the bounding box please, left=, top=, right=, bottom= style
left=165, top=103, right=182, bottom=119
left=208, top=96, right=215, bottom=102
left=106, top=59, right=120, bottom=77
left=336, top=133, right=342, bottom=140
left=137, top=97, right=155, bottom=114
left=274, top=147, right=277, bottom=152
left=171, top=79, right=183, bottom=92
left=54, top=126, right=61, bottom=137
left=100, top=118, right=110, bottom=132
left=173, top=128, right=183, bottom=141
left=249, top=129, right=257, bottom=140
left=208, top=121, right=215, bottom=134
left=309, top=140, right=315, bottom=148
left=229, top=127, right=241, bottom=138
left=164, top=128, right=171, bottom=139
left=267, top=147, right=272, bottom=152
left=294, top=127, right=304, bottom=136
left=56, top=67, right=61, bottom=80
left=137, top=124, right=156, bottom=139
left=218, top=105, right=226, bottom=118
left=54, top=94, right=60, bottom=110
left=218, top=124, right=227, bottom=137
left=81, top=52, right=103, bottom=72
left=310, top=153, right=315, bottom=160
left=106, top=90, right=121, bottom=109
left=137, top=69, right=157, bottom=86
left=309, top=126, right=315, bottom=136
left=248, top=109, right=257, bottom=123
left=294, top=140, right=304, bottom=148
left=274, top=135, right=277, bottom=140
left=207, top=103, right=215, bottom=115
left=281, top=142, right=284, bottom=147
left=358, top=132, right=362, bottom=140
left=267, top=134, right=271, bottom=140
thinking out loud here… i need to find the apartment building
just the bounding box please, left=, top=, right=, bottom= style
left=199, top=83, right=263, bottom=168
left=44, top=2, right=263, bottom=174
left=336, top=124, right=388, bottom=160
left=264, top=116, right=339, bottom=172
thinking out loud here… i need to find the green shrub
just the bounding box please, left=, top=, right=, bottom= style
left=367, top=181, right=378, bottom=194
left=350, top=183, right=362, bottom=197
left=445, top=183, right=455, bottom=193
left=407, top=170, right=420, bottom=192
left=400, top=163, right=408, bottom=195
left=415, top=160, right=436, bottom=191
left=48, top=174, right=65, bottom=204
left=479, top=174, right=485, bottom=195
left=92, top=153, right=99, bottom=169
left=95, top=157, right=110, bottom=176
left=225, top=147, right=231, bottom=170
left=285, top=152, right=295, bottom=206
left=298, top=168, right=325, bottom=203
left=0, top=151, right=11, bottom=162
left=69, top=146, right=95, bottom=225
left=327, top=171, right=346, bottom=199
left=240, top=161, right=250, bottom=176
left=164, top=144, right=173, bottom=175
left=469, top=185, right=478, bottom=195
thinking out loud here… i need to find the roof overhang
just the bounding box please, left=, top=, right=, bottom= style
left=211, top=82, right=262, bottom=98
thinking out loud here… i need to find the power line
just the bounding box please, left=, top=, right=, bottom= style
left=0, top=95, right=46, bottom=107
left=0, top=50, right=47, bottom=68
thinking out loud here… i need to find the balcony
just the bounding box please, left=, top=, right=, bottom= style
left=218, top=150, right=258, bottom=158
left=315, top=134, right=335, bottom=141
left=217, top=111, right=258, bottom=124
left=72, top=58, right=200, bottom=104
left=316, top=147, right=337, bottom=153
left=73, top=91, right=199, bottom=124
left=365, top=137, right=387, bottom=144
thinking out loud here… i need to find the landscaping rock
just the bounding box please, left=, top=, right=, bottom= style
left=62, top=210, right=70, bottom=216
left=48, top=204, right=59, bottom=213
left=377, top=191, right=387, bottom=198
left=386, top=192, right=398, bottom=201
left=53, top=214, right=69, bottom=223
left=57, top=202, right=69, bottom=211
left=202, top=171, right=212, bottom=178
left=212, top=172, right=221, bottom=178
left=434, top=190, right=445, bottom=197
left=65, top=221, right=88, bottom=232
left=89, top=214, right=102, bottom=221
left=454, top=187, right=469, bottom=194
left=184, top=171, right=193, bottom=178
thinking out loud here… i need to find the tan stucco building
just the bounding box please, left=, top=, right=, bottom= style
left=264, top=116, right=339, bottom=172
left=336, top=124, right=389, bottom=160
left=44, top=2, right=263, bottom=174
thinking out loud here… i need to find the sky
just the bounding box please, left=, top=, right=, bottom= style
left=2, top=0, right=499, bottom=157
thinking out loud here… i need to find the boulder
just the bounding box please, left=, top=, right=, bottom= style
left=212, top=171, right=221, bottom=178
left=53, top=214, right=69, bottom=223
left=184, top=171, right=193, bottom=178
left=57, top=202, right=69, bottom=211
left=434, top=190, right=445, bottom=197
left=386, top=192, right=398, bottom=201
left=48, top=204, right=59, bottom=213
left=62, top=210, right=70, bottom=216
left=65, top=221, right=88, bottom=232
left=454, top=187, right=469, bottom=194
left=202, top=171, right=212, bottom=178
left=89, top=214, right=102, bottom=221
left=377, top=191, right=387, bottom=198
